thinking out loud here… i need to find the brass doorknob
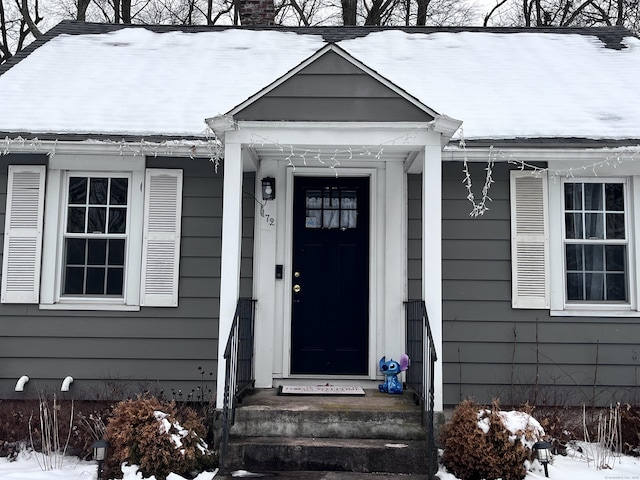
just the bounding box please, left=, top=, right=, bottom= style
left=293, top=284, right=301, bottom=293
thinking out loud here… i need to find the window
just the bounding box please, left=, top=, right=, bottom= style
left=2, top=157, right=183, bottom=310
left=563, top=181, right=628, bottom=303
left=511, top=169, right=638, bottom=316
left=305, top=187, right=358, bottom=229
left=63, top=175, right=129, bottom=297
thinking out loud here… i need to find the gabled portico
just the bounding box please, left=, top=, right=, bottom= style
left=209, top=43, right=461, bottom=410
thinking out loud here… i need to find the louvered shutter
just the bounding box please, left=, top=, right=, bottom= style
left=510, top=170, right=550, bottom=309
left=1, top=165, right=46, bottom=303
left=140, top=169, right=183, bottom=307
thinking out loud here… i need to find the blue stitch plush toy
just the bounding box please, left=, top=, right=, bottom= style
left=378, top=354, right=410, bottom=394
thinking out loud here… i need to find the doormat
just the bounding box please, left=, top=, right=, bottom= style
left=278, top=385, right=366, bottom=396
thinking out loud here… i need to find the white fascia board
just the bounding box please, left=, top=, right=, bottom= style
left=228, top=121, right=437, bottom=146
left=1, top=138, right=219, bottom=158
left=443, top=145, right=640, bottom=162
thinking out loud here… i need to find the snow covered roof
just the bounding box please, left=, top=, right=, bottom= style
left=0, top=22, right=639, bottom=142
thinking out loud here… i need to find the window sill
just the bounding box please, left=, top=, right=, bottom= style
left=39, top=303, right=141, bottom=312
left=551, top=308, right=640, bottom=317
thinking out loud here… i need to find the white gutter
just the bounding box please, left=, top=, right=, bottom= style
left=1, top=136, right=222, bottom=158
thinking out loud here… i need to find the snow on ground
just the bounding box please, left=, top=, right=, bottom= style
left=1, top=443, right=638, bottom=480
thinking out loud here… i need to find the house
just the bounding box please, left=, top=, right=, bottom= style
left=1, top=22, right=639, bottom=411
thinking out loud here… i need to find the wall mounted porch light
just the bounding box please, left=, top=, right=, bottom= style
left=533, top=440, right=553, bottom=477
left=262, top=177, right=276, bottom=201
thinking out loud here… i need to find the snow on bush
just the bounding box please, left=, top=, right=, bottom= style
left=440, top=400, right=545, bottom=480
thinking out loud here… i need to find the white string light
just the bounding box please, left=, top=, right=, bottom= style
left=460, top=128, right=495, bottom=218
left=1, top=134, right=224, bottom=172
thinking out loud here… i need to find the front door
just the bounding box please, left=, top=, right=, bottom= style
left=291, top=176, right=369, bottom=375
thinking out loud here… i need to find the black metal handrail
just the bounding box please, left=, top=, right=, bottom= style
left=405, top=300, right=438, bottom=480
left=219, top=297, right=256, bottom=474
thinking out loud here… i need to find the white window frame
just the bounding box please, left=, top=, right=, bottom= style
left=560, top=177, right=632, bottom=307
left=40, top=155, right=145, bottom=310
left=511, top=166, right=640, bottom=317
left=3, top=156, right=183, bottom=310
left=546, top=167, right=639, bottom=316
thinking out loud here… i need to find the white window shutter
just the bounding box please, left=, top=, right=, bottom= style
left=510, top=170, right=550, bottom=309
left=140, top=169, right=183, bottom=307
left=2, top=165, right=46, bottom=304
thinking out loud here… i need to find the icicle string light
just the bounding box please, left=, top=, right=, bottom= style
left=1, top=134, right=224, bottom=172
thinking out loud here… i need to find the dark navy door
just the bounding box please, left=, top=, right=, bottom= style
left=291, top=176, right=369, bottom=375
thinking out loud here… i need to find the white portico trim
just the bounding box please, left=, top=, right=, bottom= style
left=208, top=118, right=460, bottom=410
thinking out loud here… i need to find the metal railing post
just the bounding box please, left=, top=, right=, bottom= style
left=405, top=300, right=438, bottom=480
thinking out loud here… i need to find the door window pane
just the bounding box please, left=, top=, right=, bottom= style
left=305, top=187, right=358, bottom=230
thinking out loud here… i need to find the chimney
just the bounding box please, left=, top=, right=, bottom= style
left=239, top=0, right=275, bottom=25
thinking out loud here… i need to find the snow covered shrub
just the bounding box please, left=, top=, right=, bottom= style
left=104, top=395, right=215, bottom=480
left=440, top=399, right=545, bottom=480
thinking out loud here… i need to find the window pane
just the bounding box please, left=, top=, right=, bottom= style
left=107, top=268, right=124, bottom=295
left=584, top=213, right=603, bottom=239
left=108, top=208, right=127, bottom=234
left=605, top=245, right=626, bottom=272
left=565, top=244, right=582, bottom=270
left=585, top=273, right=605, bottom=300
left=68, top=177, right=87, bottom=204
left=584, top=183, right=603, bottom=210
left=65, top=238, right=86, bottom=265
left=584, top=245, right=603, bottom=271
left=564, top=183, right=582, bottom=210
left=109, top=239, right=125, bottom=266
left=606, top=213, right=625, bottom=239
left=566, top=273, right=583, bottom=300
left=565, top=213, right=583, bottom=239
left=110, top=178, right=128, bottom=205
left=605, top=183, right=624, bottom=211
left=86, top=267, right=106, bottom=294
left=67, top=207, right=85, bottom=233
left=88, top=207, right=106, bottom=233
left=606, top=273, right=626, bottom=301
left=89, top=178, right=108, bottom=205
left=87, top=239, right=107, bottom=265
left=64, top=267, right=84, bottom=294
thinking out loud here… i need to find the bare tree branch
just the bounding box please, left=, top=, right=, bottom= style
left=483, top=0, right=508, bottom=26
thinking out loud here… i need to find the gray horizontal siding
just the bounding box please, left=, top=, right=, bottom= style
left=235, top=51, right=433, bottom=123
left=407, top=174, right=422, bottom=300
left=0, top=154, right=255, bottom=400
left=442, top=160, right=640, bottom=407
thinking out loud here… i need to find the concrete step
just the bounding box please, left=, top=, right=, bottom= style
left=231, top=406, right=425, bottom=440
left=215, top=471, right=432, bottom=479
left=224, top=388, right=431, bottom=475
left=224, top=436, right=429, bottom=474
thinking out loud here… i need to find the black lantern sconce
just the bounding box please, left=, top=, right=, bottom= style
left=261, top=177, right=276, bottom=201
left=92, top=439, right=109, bottom=480
left=533, top=440, right=552, bottom=477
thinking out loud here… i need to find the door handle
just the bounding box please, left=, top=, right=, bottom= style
left=293, top=284, right=301, bottom=293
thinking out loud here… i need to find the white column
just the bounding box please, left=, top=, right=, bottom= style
left=216, top=141, right=244, bottom=407
left=253, top=163, right=278, bottom=388
left=423, top=141, right=443, bottom=411
left=384, top=161, right=406, bottom=358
